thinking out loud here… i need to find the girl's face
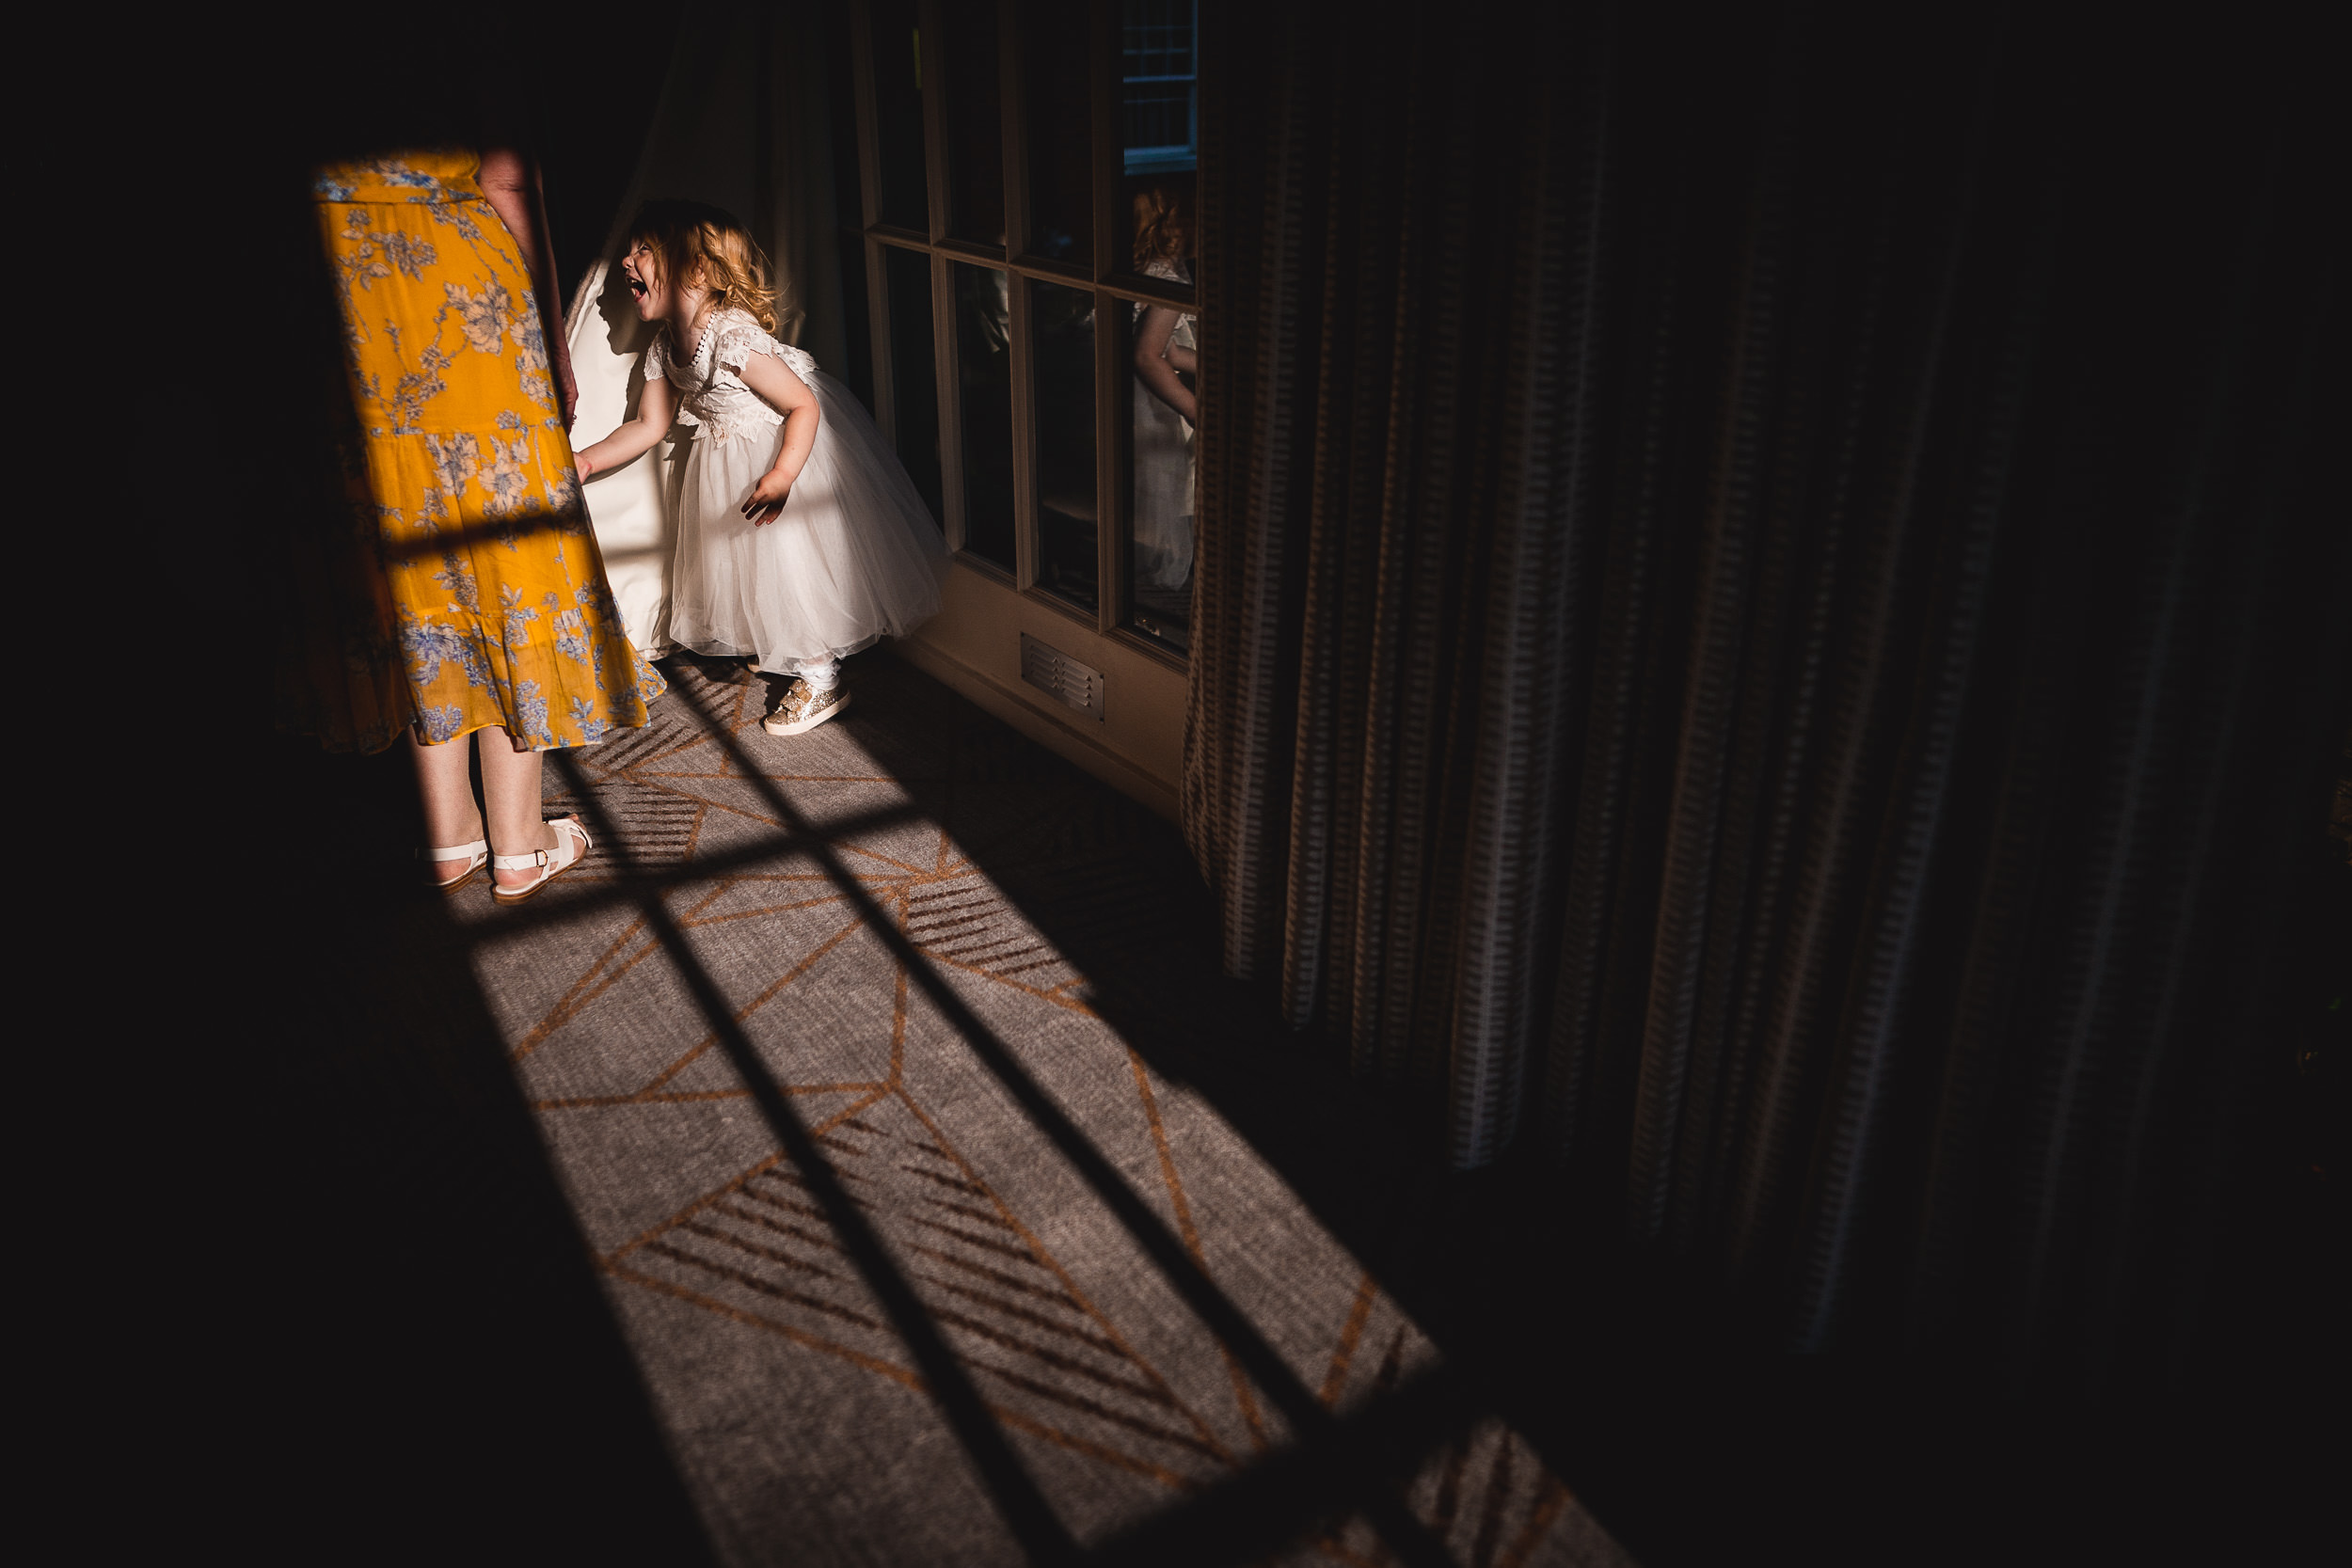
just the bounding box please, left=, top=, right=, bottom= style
left=621, top=241, right=701, bottom=322
left=620, top=241, right=665, bottom=321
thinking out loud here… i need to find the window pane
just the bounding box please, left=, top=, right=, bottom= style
left=945, top=3, right=1006, bottom=248
left=884, top=245, right=944, bottom=525
left=1023, top=0, right=1092, bottom=266
left=953, top=262, right=1016, bottom=570
left=871, top=0, right=927, bottom=230
left=1127, top=283, right=1194, bottom=650
left=835, top=243, right=876, bottom=419
left=1032, top=280, right=1097, bottom=611
left=1120, top=0, right=1195, bottom=285
left=1120, top=0, right=1195, bottom=168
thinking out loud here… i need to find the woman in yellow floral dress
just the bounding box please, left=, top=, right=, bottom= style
left=280, top=146, right=663, bottom=902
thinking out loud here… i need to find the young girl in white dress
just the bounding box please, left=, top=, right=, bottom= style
left=573, top=200, right=946, bottom=735
left=1130, top=184, right=1198, bottom=594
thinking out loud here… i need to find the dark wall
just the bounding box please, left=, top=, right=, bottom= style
left=534, top=34, right=672, bottom=313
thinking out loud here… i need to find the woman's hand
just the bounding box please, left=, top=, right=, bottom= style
left=742, top=469, right=793, bottom=526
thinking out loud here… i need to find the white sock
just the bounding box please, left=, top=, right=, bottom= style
left=799, top=658, right=839, bottom=692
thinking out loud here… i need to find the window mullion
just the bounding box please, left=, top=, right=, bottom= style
left=1089, top=0, right=1120, bottom=285
left=917, top=0, right=949, bottom=245
left=865, top=241, right=897, bottom=451
left=850, top=0, right=885, bottom=231
left=1094, top=285, right=1126, bottom=635
left=999, top=0, right=1030, bottom=261
left=1009, top=274, right=1040, bottom=591
left=1001, top=0, right=1040, bottom=594
left=914, top=0, right=963, bottom=551
left=1091, top=0, right=1125, bottom=629
left=930, top=253, right=968, bottom=553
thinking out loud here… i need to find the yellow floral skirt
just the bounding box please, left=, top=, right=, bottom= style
left=278, top=150, right=662, bottom=753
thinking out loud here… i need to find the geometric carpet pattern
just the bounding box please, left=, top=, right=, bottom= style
left=443, top=656, right=1636, bottom=1568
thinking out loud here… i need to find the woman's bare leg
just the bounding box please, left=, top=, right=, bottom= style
left=407, top=730, right=485, bottom=852
left=478, top=728, right=561, bottom=890
left=409, top=726, right=558, bottom=887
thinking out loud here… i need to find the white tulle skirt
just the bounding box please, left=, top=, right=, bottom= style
left=666, top=372, right=947, bottom=673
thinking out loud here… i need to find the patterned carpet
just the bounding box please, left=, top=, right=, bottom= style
left=273, top=655, right=1636, bottom=1568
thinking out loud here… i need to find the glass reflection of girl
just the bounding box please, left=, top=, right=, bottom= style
left=1131, top=186, right=1197, bottom=592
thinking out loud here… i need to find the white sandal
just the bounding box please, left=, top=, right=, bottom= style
left=489, top=816, right=592, bottom=905
left=421, top=838, right=489, bottom=893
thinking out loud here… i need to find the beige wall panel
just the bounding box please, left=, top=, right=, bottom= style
left=898, top=561, right=1186, bottom=821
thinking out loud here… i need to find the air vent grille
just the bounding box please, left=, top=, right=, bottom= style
left=1020, top=634, right=1105, bottom=721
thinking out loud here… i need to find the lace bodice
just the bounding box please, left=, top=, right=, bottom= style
left=646, top=308, right=818, bottom=444
left=1132, top=257, right=1197, bottom=350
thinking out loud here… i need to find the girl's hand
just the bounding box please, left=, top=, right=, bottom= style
left=575, top=451, right=596, bottom=480
left=1134, top=305, right=1198, bottom=423
left=742, top=469, right=793, bottom=526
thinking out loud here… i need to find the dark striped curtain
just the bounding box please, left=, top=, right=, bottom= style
left=1185, top=0, right=2339, bottom=1374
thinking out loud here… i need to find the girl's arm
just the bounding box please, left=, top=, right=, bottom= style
left=572, top=373, right=676, bottom=478
left=1134, top=306, right=1198, bottom=423
left=736, top=352, right=822, bottom=526
left=478, top=147, right=578, bottom=428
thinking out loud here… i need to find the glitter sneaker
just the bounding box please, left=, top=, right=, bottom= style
left=763, top=682, right=851, bottom=736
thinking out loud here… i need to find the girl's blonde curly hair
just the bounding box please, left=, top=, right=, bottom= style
left=1131, top=183, right=1190, bottom=270
left=628, top=198, right=782, bottom=335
